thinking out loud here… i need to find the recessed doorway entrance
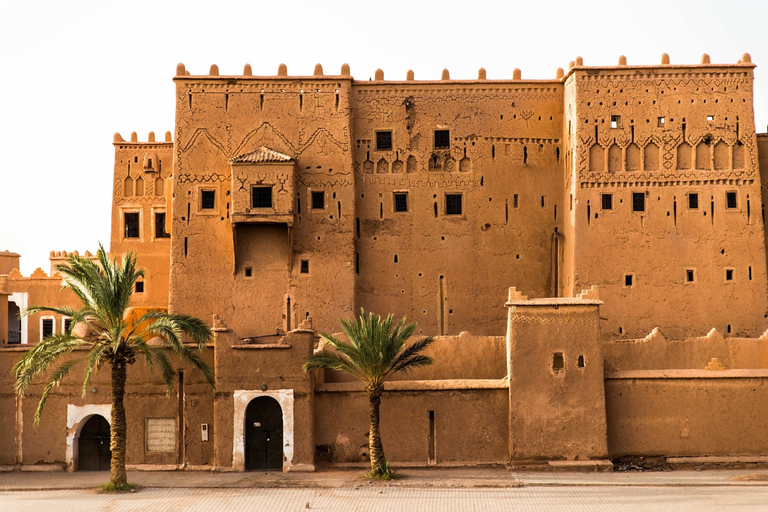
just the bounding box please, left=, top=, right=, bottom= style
left=77, top=415, right=111, bottom=471
left=244, top=396, right=283, bottom=471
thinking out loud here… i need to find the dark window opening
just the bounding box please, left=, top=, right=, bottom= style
left=686, top=269, right=695, bottom=282
left=201, top=190, right=216, bottom=210
left=124, top=212, right=140, bottom=238
left=688, top=193, right=699, bottom=209
left=625, top=274, right=634, bottom=287
left=513, top=194, right=519, bottom=208
left=155, top=212, right=169, bottom=239
left=726, top=192, right=738, bottom=209
left=300, top=260, right=309, bottom=274
left=64, top=318, right=73, bottom=333
left=577, top=355, right=585, bottom=368
left=601, top=193, right=613, bottom=210
left=726, top=269, right=734, bottom=281
left=552, top=352, right=564, bottom=372
left=376, top=131, right=393, bottom=151
left=610, top=115, right=620, bottom=129
left=394, top=192, right=408, bottom=212
left=135, top=281, right=144, bottom=293
left=245, top=267, right=252, bottom=277
left=252, top=186, right=273, bottom=208
left=632, top=192, right=645, bottom=212
left=434, top=130, right=450, bottom=149
left=42, top=319, right=54, bottom=339
left=445, top=194, right=462, bottom=215
left=311, top=191, right=325, bottom=210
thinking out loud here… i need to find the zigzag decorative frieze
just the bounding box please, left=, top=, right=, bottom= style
left=357, top=175, right=482, bottom=187
left=509, top=314, right=595, bottom=325
left=177, top=173, right=228, bottom=184
left=580, top=178, right=755, bottom=188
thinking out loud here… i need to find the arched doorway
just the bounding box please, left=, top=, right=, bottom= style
left=77, top=415, right=111, bottom=471
left=245, top=396, right=283, bottom=471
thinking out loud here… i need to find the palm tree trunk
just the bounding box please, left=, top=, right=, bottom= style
left=368, top=384, right=386, bottom=473
left=110, top=359, right=128, bottom=485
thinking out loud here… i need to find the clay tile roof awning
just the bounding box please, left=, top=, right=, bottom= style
left=229, top=147, right=293, bottom=164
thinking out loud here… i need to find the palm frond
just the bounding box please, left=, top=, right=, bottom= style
left=80, top=343, right=109, bottom=397
left=13, top=334, right=85, bottom=395
left=34, top=358, right=82, bottom=424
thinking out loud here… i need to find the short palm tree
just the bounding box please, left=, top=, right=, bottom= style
left=13, top=245, right=214, bottom=487
left=303, top=310, right=434, bottom=477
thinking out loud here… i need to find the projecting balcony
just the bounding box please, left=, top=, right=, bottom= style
left=229, top=147, right=296, bottom=226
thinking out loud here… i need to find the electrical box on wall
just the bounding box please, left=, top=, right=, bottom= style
left=201, top=423, right=209, bottom=442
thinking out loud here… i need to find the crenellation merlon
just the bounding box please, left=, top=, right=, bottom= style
left=113, top=131, right=173, bottom=146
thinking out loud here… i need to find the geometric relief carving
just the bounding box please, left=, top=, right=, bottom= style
left=696, top=142, right=710, bottom=170
left=677, top=142, right=692, bottom=170
left=733, top=143, right=745, bottom=169
left=155, top=177, right=165, bottom=197
left=429, top=154, right=442, bottom=172
left=135, top=176, right=145, bottom=196
left=459, top=157, right=471, bottom=172
left=444, top=157, right=456, bottom=172
left=377, top=157, right=389, bottom=174
left=407, top=155, right=417, bottom=173
left=643, top=142, right=659, bottom=171
left=713, top=141, right=729, bottom=170
left=392, top=159, right=403, bottom=173
left=608, top=144, right=622, bottom=172
left=625, top=143, right=641, bottom=171
left=363, top=159, right=374, bottom=174
left=589, top=144, right=604, bottom=172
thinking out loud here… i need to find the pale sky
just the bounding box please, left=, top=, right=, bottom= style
left=1, top=0, right=767, bottom=274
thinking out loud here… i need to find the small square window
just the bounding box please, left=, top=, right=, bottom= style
left=726, top=191, right=737, bottom=209
left=725, top=269, right=734, bottom=281
left=552, top=352, right=564, bottom=372
left=124, top=212, right=140, bottom=238
left=300, top=260, right=309, bottom=274
left=244, top=267, right=252, bottom=277
left=707, top=115, right=714, bottom=122
left=135, top=281, right=144, bottom=293
left=688, top=193, right=699, bottom=210
left=657, top=116, right=665, bottom=127
left=445, top=193, right=462, bottom=215
left=155, top=212, right=170, bottom=239
left=311, top=191, right=325, bottom=210
left=610, top=115, right=621, bottom=129
left=632, top=192, right=645, bottom=212
left=41, top=318, right=54, bottom=339
left=376, top=131, right=393, bottom=151
left=394, top=192, right=408, bottom=212
left=686, top=269, right=695, bottom=282
left=201, top=190, right=216, bottom=210
left=252, top=186, right=273, bottom=208
left=434, top=130, right=450, bottom=149
left=601, top=193, right=613, bottom=210
left=625, top=274, right=634, bottom=287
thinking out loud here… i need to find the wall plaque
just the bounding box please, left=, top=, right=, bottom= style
left=146, top=418, right=176, bottom=452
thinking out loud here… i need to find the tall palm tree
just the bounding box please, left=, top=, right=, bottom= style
left=303, top=310, right=434, bottom=476
left=13, top=245, right=214, bottom=487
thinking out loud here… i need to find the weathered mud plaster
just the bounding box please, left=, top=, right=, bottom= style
left=66, top=403, right=111, bottom=472
left=232, top=389, right=294, bottom=471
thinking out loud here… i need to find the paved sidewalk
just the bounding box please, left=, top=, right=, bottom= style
left=1, top=466, right=768, bottom=491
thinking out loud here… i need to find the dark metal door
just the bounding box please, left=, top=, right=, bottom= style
left=245, top=396, right=283, bottom=471
left=78, top=415, right=111, bottom=471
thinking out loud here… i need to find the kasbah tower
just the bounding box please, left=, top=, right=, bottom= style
left=2, top=52, right=768, bottom=471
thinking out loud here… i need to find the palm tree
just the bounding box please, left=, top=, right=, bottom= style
left=303, top=310, right=434, bottom=477
left=13, top=245, right=214, bottom=487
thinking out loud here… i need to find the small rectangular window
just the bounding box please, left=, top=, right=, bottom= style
left=155, top=212, right=170, bottom=239
left=252, top=186, right=273, bottom=208
left=300, top=260, right=309, bottom=274
left=625, top=274, right=634, bottom=287
left=632, top=192, right=645, bottom=212
left=686, top=269, right=695, bottom=282
left=657, top=116, right=665, bottom=127
left=513, top=194, right=519, bottom=208
left=601, top=193, right=613, bottom=210
left=135, top=281, right=144, bottom=293
left=725, top=268, right=734, bottom=281
left=244, top=267, right=252, bottom=277
left=376, top=131, right=393, bottom=151
left=434, top=130, right=450, bottom=149
left=552, top=352, right=564, bottom=372
left=707, top=115, right=714, bottom=122
left=201, top=190, right=216, bottom=210
left=688, top=193, right=699, bottom=210
left=63, top=317, right=73, bottom=333
left=124, top=212, right=140, bottom=238
left=393, top=192, right=408, bottom=212
left=726, top=191, right=737, bottom=209
left=445, top=193, right=462, bottom=215
left=610, top=115, right=620, bottom=129
left=41, top=318, right=54, bottom=339
left=311, top=191, right=325, bottom=210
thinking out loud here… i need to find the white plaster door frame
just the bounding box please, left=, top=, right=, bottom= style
left=66, top=403, right=112, bottom=472
left=232, top=389, right=294, bottom=472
